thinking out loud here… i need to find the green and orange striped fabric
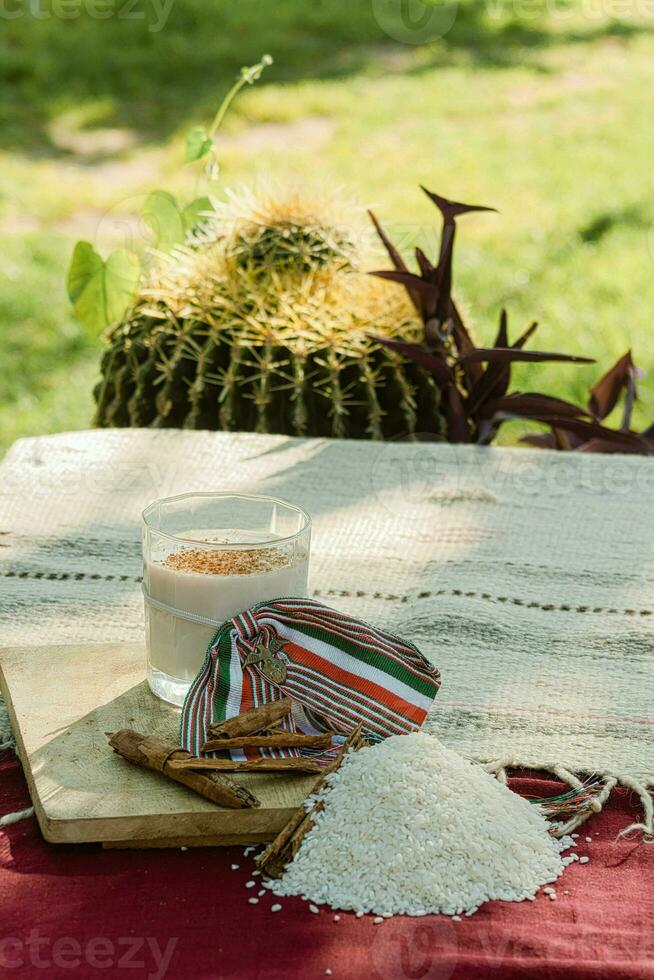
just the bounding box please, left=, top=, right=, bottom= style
left=180, top=597, right=441, bottom=761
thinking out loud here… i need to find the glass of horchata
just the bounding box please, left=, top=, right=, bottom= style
left=142, top=492, right=311, bottom=706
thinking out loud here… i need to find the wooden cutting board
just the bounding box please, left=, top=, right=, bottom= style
left=0, top=643, right=318, bottom=847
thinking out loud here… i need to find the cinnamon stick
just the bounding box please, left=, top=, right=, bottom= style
left=201, top=733, right=332, bottom=753
left=207, top=699, right=292, bottom=740
left=107, top=730, right=260, bottom=809
left=167, top=757, right=323, bottom=774
left=256, top=725, right=365, bottom=878
left=259, top=720, right=285, bottom=734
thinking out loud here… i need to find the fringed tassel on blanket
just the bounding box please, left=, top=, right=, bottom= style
left=616, top=776, right=654, bottom=842
left=0, top=694, right=14, bottom=753
left=0, top=693, right=34, bottom=829
left=482, top=759, right=654, bottom=841
left=0, top=806, right=34, bottom=828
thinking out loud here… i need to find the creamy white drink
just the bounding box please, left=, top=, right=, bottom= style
left=142, top=494, right=311, bottom=707
left=144, top=528, right=309, bottom=706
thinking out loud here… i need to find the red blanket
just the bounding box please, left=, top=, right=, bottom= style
left=1, top=752, right=652, bottom=980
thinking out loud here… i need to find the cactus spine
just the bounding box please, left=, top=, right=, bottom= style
left=95, top=188, right=443, bottom=439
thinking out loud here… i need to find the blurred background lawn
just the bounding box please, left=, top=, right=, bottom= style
left=1, top=0, right=653, bottom=454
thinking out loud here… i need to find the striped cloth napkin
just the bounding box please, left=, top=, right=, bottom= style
left=180, top=597, right=441, bottom=761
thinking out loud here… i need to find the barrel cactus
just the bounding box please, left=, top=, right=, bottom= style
left=94, top=187, right=444, bottom=439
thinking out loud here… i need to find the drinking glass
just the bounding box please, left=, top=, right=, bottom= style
left=142, top=492, right=311, bottom=706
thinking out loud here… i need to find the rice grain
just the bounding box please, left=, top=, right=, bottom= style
left=269, top=733, right=575, bottom=917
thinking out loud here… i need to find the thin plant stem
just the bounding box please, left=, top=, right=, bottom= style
left=209, top=56, right=273, bottom=139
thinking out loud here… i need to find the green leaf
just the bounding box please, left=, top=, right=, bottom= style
left=183, top=196, right=213, bottom=233
left=185, top=126, right=212, bottom=163
left=142, top=190, right=186, bottom=251
left=67, top=242, right=140, bottom=332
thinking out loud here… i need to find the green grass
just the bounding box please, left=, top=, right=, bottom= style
left=2, top=0, right=654, bottom=453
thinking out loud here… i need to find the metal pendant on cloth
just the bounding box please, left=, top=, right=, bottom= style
left=242, top=635, right=288, bottom=685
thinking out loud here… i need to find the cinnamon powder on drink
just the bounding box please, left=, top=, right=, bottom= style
left=163, top=546, right=292, bottom=576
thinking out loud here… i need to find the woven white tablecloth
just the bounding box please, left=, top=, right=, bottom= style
left=1, top=429, right=653, bottom=815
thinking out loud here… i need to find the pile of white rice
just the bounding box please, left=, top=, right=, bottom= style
left=267, top=732, right=576, bottom=916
